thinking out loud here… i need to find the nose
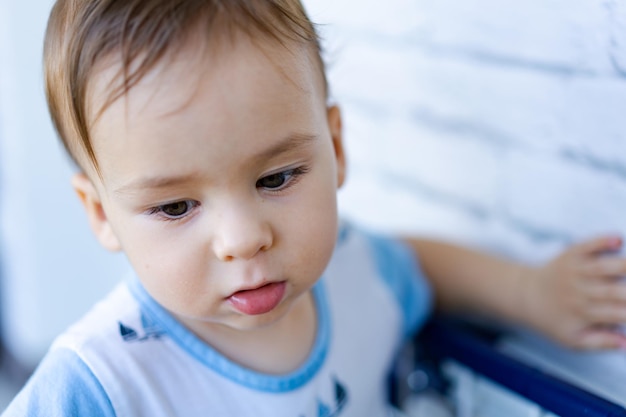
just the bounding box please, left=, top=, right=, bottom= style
left=211, top=203, right=273, bottom=262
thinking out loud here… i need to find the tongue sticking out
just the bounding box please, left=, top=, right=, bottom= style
left=227, top=282, right=286, bottom=315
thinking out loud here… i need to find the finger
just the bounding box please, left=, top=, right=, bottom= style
left=584, top=281, right=626, bottom=303
left=580, top=257, right=626, bottom=278
left=572, top=236, right=623, bottom=257
left=574, top=328, right=626, bottom=350
left=582, top=304, right=626, bottom=324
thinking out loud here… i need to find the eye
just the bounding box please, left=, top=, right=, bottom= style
left=256, top=167, right=309, bottom=191
left=162, top=201, right=191, bottom=217
left=149, top=200, right=198, bottom=221
left=258, top=172, right=288, bottom=189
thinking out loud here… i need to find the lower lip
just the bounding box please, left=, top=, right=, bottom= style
left=227, top=282, right=286, bottom=315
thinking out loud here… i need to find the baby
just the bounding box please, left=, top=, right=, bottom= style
left=4, top=0, right=626, bottom=415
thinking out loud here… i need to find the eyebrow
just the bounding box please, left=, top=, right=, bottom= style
left=255, top=132, right=317, bottom=163
left=113, top=133, right=318, bottom=195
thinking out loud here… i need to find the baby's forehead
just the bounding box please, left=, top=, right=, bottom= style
left=84, top=33, right=328, bottom=177
left=87, top=30, right=326, bottom=127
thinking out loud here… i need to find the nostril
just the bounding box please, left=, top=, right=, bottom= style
left=212, top=220, right=273, bottom=261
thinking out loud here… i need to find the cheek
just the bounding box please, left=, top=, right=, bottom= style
left=283, top=179, right=339, bottom=276
left=134, top=237, right=203, bottom=278
left=126, top=236, right=215, bottom=316
left=109, top=217, right=209, bottom=295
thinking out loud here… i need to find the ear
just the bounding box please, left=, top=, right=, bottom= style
left=327, top=105, right=346, bottom=188
left=71, top=173, right=122, bottom=252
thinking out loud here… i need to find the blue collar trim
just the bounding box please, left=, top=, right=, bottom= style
left=128, top=276, right=331, bottom=393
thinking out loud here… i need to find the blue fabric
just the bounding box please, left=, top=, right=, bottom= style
left=2, top=348, right=115, bottom=417
left=365, top=233, right=432, bottom=339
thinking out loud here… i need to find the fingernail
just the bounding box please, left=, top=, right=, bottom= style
left=608, top=237, right=623, bottom=249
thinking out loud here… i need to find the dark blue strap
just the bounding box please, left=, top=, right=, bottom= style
left=418, top=317, right=626, bottom=417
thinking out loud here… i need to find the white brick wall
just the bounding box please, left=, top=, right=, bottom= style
left=305, top=0, right=626, bottom=263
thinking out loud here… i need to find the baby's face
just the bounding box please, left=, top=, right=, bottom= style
left=81, top=35, right=345, bottom=336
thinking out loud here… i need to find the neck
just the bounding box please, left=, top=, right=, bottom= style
left=188, top=290, right=318, bottom=375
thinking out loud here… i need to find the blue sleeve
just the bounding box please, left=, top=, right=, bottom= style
left=366, top=233, right=433, bottom=340
left=2, top=348, right=116, bottom=417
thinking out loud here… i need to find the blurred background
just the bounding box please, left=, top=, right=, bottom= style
left=1, top=0, right=626, bottom=414
left=0, top=0, right=130, bottom=405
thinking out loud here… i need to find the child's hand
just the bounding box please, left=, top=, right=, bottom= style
left=523, top=236, right=626, bottom=350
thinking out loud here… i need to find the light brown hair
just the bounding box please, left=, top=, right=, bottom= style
left=43, top=0, right=327, bottom=174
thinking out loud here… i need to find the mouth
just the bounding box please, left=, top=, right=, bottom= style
left=227, top=281, right=287, bottom=316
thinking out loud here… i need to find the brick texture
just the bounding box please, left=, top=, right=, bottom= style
left=305, top=0, right=626, bottom=262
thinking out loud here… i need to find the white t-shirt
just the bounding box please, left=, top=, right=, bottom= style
left=3, top=223, right=431, bottom=417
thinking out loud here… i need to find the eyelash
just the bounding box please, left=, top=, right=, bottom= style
left=147, top=166, right=310, bottom=222
left=147, top=200, right=199, bottom=222
left=256, top=166, right=309, bottom=192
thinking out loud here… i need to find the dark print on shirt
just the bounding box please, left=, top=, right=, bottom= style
left=300, top=376, right=349, bottom=417
left=119, top=312, right=165, bottom=342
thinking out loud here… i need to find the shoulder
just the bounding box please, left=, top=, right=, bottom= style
left=331, top=221, right=433, bottom=338
left=2, top=282, right=150, bottom=417
left=331, top=221, right=423, bottom=282
left=3, top=282, right=172, bottom=417
left=53, top=283, right=143, bottom=352
left=2, top=348, right=115, bottom=417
